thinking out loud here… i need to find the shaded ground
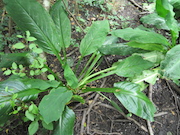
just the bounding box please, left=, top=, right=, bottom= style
left=73, top=79, right=179, bottom=135
left=0, top=0, right=180, bottom=135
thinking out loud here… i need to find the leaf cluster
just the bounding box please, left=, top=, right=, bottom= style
left=0, top=0, right=180, bottom=134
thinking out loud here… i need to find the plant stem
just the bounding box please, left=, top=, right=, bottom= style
left=83, top=52, right=102, bottom=78
left=75, top=55, right=83, bottom=73
left=78, top=66, right=116, bottom=87
left=79, top=52, right=102, bottom=81
left=97, top=92, right=123, bottom=113
left=79, top=52, right=96, bottom=79
left=171, top=30, right=176, bottom=47
left=62, top=0, right=85, bottom=33
left=62, top=46, right=67, bottom=61
left=85, top=58, right=103, bottom=79
left=53, top=49, right=64, bottom=67
left=97, top=92, right=111, bottom=102
left=86, top=70, right=116, bottom=84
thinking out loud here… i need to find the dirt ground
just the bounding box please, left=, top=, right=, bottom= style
left=0, top=0, right=180, bottom=135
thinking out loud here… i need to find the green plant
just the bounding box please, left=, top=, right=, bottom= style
left=2, top=31, right=47, bottom=78
left=78, top=0, right=104, bottom=7
left=0, top=7, right=24, bottom=50
left=1, top=0, right=180, bottom=134
left=78, top=0, right=112, bottom=12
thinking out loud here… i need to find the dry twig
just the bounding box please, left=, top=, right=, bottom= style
left=62, top=0, right=85, bottom=33
left=80, top=110, right=87, bottom=135
left=97, top=103, right=148, bottom=132
left=86, top=93, right=99, bottom=115
left=128, top=0, right=144, bottom=10
left=147, top=84, right=154, bottom=135
left=87, top=113, right=90, bottom=134
left=91, top=129, right=122, bottom=135
left=154, top=112, right=168, bottom=117
left=166, top=81, right=180, bottom=135
left=73, top=92, right=96, bottom=110
left=78, top=78, right=107, bottom=134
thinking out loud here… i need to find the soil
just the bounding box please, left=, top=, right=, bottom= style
left=0, top=0, right=180, bottom=135
left=73, top=79, right=180, bottom=135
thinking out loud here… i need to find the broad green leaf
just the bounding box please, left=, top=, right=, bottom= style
left=28, top=121, right=39, bottom=135
left=80, top=20, right=109, bottom=56
left=99, top=43, right=147, bottom=55
left=111, top=28, right=170, bottom=46
left=156, top=0, right=179, bottom=43
left=160, top=45, right=180, bottom=85
left=103, top=36, right=119, bottom=45
left=64, top=64, right=78, bottom=89
left=17, top=89, right=45, bottom=98
left=82, top=87, right=117, bottom=93
left=132, top=70, right=159, bottom=85
left=39, top=87, right=73, bottom=124
left=115, top=55, right=154, bottom=77
left=0, top=53, right=30, bottom=68
left=140, top=13, right=169, bottom=30
left=170, top=0, right=180, bottom=9
left=134, top=51, right=165, bottom=64
left=170, top=0, right=180, bottom=18
left=42, top=121, right=53, bottom=130
left=72, top=95, right=85, bottom=104
left=156, top=0, right=169, bottom=18
left=114, top=82, right=156, bottom=121
left=50, top=0, right=71, bottom=48
left=21, top=78, right=60, bottom=90
left=53, top=106, right=75, bottom=135
left=0, top=76, right=59, bottom=125
left=0, top=76, right=39, bottom=103
left=141, top=0, right=180, bottom=42
left=136, top=25, right=155, bottom=32
left=0, top=104, right=12, bottom=125
left=127, top=41, right=166, bottom=52
left=59, top=106, right=75, bottom=135
left=4, top=0, right=62, bottom=54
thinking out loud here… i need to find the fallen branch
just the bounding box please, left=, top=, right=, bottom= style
left=166, top=80, right=180, bottom=135
left=62, top=0, right=85, bottom=33
left=97, top=102, right=148, bottom=132
left=147, top=84, right=154, bottom=135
